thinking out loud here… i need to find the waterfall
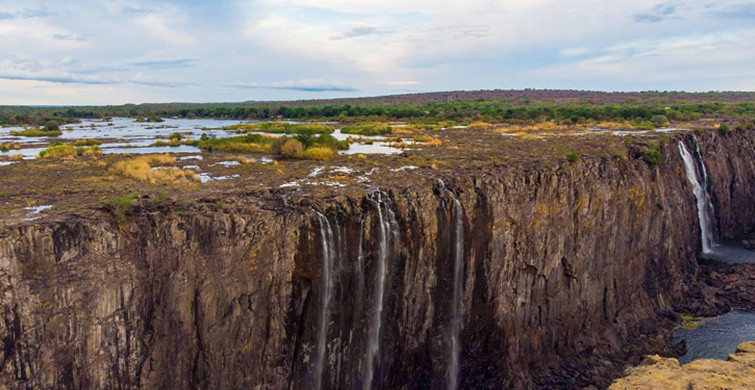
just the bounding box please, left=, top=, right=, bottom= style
left=363, top=190, right=399, bottom=390
left=678, top=139, right=717, bottom=254
left=313, top=211, right=336, bottom=390
left=448, top=199, right=464, bottom=390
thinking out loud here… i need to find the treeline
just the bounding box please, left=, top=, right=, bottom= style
left=1, top=98, right=753, bottom=126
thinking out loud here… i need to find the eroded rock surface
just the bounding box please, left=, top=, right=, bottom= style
left=0, top=132, right=754, bottom=389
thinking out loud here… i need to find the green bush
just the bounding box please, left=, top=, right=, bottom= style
left=610, top=150, right=626, bottom=159
left=565, top=152, right=580, bottom=163
left=341, top=123, right=392, bottom=135
left=718, top=124, right=730, bottom=135
left=102, top=194, right=134, bottom=222
left=643, top=149, right=662, bottom=167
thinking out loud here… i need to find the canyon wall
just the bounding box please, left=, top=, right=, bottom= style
left=1, top=131, right=753, bottom=389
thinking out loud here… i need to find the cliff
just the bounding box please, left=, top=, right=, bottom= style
left=1, top=131, right=754, bottom=389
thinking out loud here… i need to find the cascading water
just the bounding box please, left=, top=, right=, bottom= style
left=363, top=190, right=399, bottom=390
left=448, top=198, right=464, bottom=390
left=678, top=139, right=717, bottom=254
left=313, top=211, right=336, bottom=390
left=436, top=179, right=465, bottom=390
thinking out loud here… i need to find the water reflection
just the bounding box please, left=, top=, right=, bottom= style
left=673, top=310, right=755, bottom=364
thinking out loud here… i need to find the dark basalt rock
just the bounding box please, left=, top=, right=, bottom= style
left=0, top=131, right=753, bottom=389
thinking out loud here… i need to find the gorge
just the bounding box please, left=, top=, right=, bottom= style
left=1, top=129, right=754, bottom=389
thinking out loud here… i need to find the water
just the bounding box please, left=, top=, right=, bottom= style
left=313, top=211, right=337, bottom=390
left=699, top=240, right=755, bottom=264
left=363, top=190, right=399, bottom=390
left=449, top=199, right=464, bottom=390
left=673, top=310, right=755, bottom=364
left=0, top=118, right=403, bottom=157
left=678, top=139, right=717, bottom=254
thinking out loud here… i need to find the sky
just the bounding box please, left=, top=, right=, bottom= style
left=0, top=0, right=753, bottom=105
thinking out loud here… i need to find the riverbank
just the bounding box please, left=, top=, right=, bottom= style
left=610, top=341, right=755, bottom=389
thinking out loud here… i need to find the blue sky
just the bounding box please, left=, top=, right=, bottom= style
left=0, top=0, right=753, bottom=104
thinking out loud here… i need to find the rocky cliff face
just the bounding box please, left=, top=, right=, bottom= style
left=1, top=131, right=753, bottom=389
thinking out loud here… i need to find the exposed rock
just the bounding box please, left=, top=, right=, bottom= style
left=0, top=131, right=753, bottom=388
left=609, top=341, right=755, bottom=389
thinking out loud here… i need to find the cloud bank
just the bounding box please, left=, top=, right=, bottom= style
left=0, top=0, right=752, bottom=104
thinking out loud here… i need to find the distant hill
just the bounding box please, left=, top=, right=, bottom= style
left=243, top=89, right=755, bottom=107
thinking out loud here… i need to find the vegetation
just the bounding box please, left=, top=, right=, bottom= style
left=280, top=139, right=305, bottom=157
left=110, top=154, right=198, bottom=184
left=101, top=194, right=135, bottom=222
left=718, top=124, right=730, bottom=135
left=2, top=91, right=753, bottom=129
left=39, top=144, right=101, bottom=158
left=135, top=116, right=164, bottom=123
left=340, top=123, right=392, bottom=135
left=10, top=128, right=63, bottom=137
left=298, top=147, right=334, bottom=160
left=223, top=122, right=333, bottom=134
left=565, top=152, right=580, bottom=163
left=0, top=142, right=21, bottom=152
left=643, top=148, right=663, bottom=168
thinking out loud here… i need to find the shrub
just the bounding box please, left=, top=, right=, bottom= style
left=718, top=124, right=730, bottom=135
left=101, top=194, right=134, bottom=222
left=44, top=120, right=60, bottom=131
left=565, top=152, right=580, bottom=163
left=281, top=139, right=304, bottom=157
left=643, top=149, right=662, bottom=168
left=341, top=123, right=392, bottom=135
left=650, top=115, right=669, bottom=126
left=225, top=122, right=333, bottom=134
left=74, top=139, right=101, bottom=146
left=169, top=132, right=183, bottom=140
left=148, top=191, right=170, bottom=206
left=298, top=147, right=334, bottom=160
left=39, top=144, right=77, bottom=158
left=610, top=150, right=626, bottom=159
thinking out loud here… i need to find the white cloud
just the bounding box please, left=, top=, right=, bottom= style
left=0, top=0, right=752, bottom=104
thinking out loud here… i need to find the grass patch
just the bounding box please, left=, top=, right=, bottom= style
left=73, top=139, right=101, bottom=146
left=298, top=147, right=334, bottom=160
left=643, top=148, right=662, bottom=168
left=224, top=122, right=333, bottom=134
left=11, top=128, right=63, bottom=137
left=110, top=154, right=198, bottom=184
left=341, top=123, right=392, bottom=135
left=0, top=143, right=21, bottom=152
left=467, top=122, right=492, bottom=130
left=39, top=144, right=102, bottom=158
left=610, top=149, right=626, bottom=159
left=565, top=152, right=580, bottom=163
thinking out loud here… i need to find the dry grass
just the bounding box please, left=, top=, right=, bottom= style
left=467, top=122, right=492, bottom=130
left=110, top=154, right=198, bottom=184
left=298, top=147, right=334, bottom=160
left=512, top=132, right=544, bottom=140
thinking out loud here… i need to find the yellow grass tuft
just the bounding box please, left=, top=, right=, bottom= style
left=110, top=154, right=197, bottom=184
left=467, top=122, right=492, bottom=130
left=298, top=147, right=334, bottom=161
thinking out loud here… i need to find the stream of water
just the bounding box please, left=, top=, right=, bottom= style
left=448, top=199, right=465, bottom=390
left=313, top=211, right=336, bottom=390
left=363, top=190, right=399, bottom=390
left=678, top=138, right=717, bottom=254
